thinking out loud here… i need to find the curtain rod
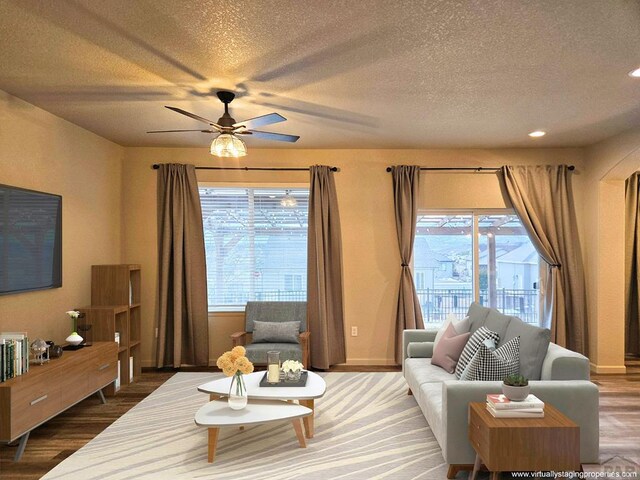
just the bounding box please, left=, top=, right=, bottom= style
left=385, top=165, right=575, bottom=172
left=152, top=164, right=339, bottom=172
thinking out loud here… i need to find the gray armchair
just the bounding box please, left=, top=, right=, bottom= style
left=230, top=301, right=310, bottom=368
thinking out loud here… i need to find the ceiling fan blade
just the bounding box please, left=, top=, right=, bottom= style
left=233, top=113, right=286, bottom=130
left=147, top=129, right=216, bottom=133
left=239, top=130, right=300, bottom=143
left=165, top=106, right=222, bottom=128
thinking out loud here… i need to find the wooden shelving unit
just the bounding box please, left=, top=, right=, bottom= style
left=81, top=264, right=142, bottom=394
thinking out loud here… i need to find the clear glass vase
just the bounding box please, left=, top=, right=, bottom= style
left=228, top=373, right=248, bottom=410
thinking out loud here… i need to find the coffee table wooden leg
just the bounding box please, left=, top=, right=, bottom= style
left=292, top=419, right=307, bottom=448
left=490, top=472, right=500, bottom=480
left=300, top=399, right=314, bottom=438
left=207, top=428, right=219, bottom=463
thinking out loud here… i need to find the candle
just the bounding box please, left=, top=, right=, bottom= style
left=268, top=363, right=280, bottom=383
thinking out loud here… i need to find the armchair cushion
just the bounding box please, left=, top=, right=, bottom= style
left=252, top=320, right=301, bottom=343
left=245, top=343, right=302, bottom=364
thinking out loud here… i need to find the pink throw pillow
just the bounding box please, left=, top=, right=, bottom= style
left=431, top=323, right=471, bottom=373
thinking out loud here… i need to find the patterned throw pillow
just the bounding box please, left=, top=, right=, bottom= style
left=455, top=326, right=500, bottom=379
left=463, top=336, right=520, bottom=381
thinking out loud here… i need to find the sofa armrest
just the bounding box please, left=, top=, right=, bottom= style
left=442, top=380, right=599, bottom=465
left=230, top=331, right=247, bottom=347
left=407, top=342, right=434, bottom=358
left=541, top=343, right=590, bottom=380
left=402, top=329, right=438, bottom=372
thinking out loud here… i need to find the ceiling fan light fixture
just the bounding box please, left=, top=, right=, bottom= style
left=210, top=133, right=247, bottom=158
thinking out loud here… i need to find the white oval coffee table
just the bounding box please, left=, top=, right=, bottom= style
left=197, top=371, right=326, bottom=438
left=195, top=399, right=312, bottom=463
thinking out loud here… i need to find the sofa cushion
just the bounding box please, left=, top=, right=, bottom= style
left=463, top=336, right=520, bottom=381
left=252, top=320, right=300, bottom=343
left=404, top=358, right=457, bottom=398
left=431, top=323, right=471, bottom=373
left=455, top=326, right=500, bottom=379
left=483, top=309, right=513, bottom=341
left=466, top=302, right=491, bottom=334
left=502, top=318, right=551, bottom=380
left=245, top=342, right=302, bottom=364
left=418, top=382, right=444, bottom=447
left=434, top=314, right=470, bottom=351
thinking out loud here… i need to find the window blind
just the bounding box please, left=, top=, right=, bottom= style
left=199, top=186, right=309, bottom=311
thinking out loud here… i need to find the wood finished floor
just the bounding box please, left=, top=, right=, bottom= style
left=0, top=366, right=638, bottom=480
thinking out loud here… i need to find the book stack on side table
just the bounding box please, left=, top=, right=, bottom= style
left=486, top=394, right=545, bottom=418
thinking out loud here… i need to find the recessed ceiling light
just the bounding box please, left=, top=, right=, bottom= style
left=528, top=130, right=546, bottom=138
left=629, top=67, right=640, bottom=78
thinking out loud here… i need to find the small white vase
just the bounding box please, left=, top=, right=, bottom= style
left=65, top=332, right=84, bottom=346
left=228, top=373, right=248, bottom=410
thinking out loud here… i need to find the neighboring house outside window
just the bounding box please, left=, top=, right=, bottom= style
left=413, top=212, right=541, bottom=327
left=200, top=186, right=309, bottom=312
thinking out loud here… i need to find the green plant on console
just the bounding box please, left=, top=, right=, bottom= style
left=503, top=374, right=529, bottom=387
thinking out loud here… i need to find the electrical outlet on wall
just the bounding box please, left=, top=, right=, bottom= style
left=351, top=326, right=358, bottom=337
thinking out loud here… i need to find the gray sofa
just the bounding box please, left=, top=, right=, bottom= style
left=403, top=303, right=599, bottom=476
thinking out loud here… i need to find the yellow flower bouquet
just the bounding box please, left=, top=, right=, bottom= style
left=216, top=346, right=254, bottom=409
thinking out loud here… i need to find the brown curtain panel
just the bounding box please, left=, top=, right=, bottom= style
left=625, top=172, right=640, bottom=356
left=391, top=165, right=425, bottom=365
left=501, top=165, right=588, bottom=355
left=307, top=165, right=346, bottom=369
left=156, top=164, right=209, bottom=367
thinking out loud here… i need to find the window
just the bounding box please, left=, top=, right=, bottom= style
left=414, top=212, right=541, bottom=326
left=200, top=186, right=309, bottom=311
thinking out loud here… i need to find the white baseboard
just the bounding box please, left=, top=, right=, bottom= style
left=589, top=362, right=627, bottom=374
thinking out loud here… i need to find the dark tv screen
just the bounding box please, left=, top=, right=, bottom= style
left=0, top=184, right=62, bottom=295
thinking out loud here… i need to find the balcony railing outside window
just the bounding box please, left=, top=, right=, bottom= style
left=418, top=288, right=539, bottom=325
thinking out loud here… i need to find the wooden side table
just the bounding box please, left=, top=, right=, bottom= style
left=468, top=402, right=580, bottom=479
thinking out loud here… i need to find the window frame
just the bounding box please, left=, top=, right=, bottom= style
left=199, top=181, right=310, bottom=313
left=414, top=208, right=542, bottom=324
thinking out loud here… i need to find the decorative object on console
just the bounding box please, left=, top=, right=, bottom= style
left=65, top=332, right=84, bottom=346
left=267, top=350, right=281, bottom=384
left=1, top=332, right=29, bottom=381
left=77, top=312, right=92, bottom=346
left=30, top=339, right=49, bottom=365
left=282, top=360, right=304, bottom=382
left=66, top=310, right=80, bottom=332
left=49, top=344, right=63, bottom=358
left=502, top=373, right=530, bottom=401
left=216, top=346, right=254, bottom=410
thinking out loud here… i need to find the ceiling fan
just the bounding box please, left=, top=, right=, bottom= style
left=147, top=91, right=300, bottom=157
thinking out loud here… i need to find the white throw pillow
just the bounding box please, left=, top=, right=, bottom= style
left=433, top=314, right=470, bottom=351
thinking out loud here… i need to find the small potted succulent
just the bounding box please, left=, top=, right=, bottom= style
left=502, top=374, right=530, bottom=401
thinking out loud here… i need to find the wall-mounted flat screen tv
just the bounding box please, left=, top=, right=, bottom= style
left=0, top=184, right=62, bottom=295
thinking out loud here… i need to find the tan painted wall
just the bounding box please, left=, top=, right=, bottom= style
left=121, top=147, right=585, bottom=367
left=584, top=128, right=640, bottom=373
left=0, top=90, right=123, bottom=345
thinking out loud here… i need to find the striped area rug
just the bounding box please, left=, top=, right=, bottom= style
left=42, top=372, right=449, bottom=480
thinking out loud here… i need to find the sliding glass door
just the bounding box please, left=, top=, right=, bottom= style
left=414, top=211, right=541, bottom=326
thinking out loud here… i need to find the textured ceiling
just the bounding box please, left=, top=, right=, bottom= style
left=0, top=0, right=639, bottom=149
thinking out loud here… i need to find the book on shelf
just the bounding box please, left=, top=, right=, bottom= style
left=486, top=402, right=545, bottom=418
left=0, top=332, right=29, bottom=382
left=486, top=394, right=544, bottom=410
